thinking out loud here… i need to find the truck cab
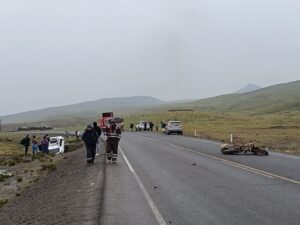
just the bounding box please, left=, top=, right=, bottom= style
left=99, top=112, right=114, bottom=130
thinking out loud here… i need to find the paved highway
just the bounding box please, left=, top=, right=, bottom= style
left=101, top=132, right=300, bottom=225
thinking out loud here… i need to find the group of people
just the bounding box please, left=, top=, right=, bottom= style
left=20, top=120, right=122, bottom=165
left=20, top=134, right=50, bottom=158
left=81, top=120, right=121, bottom=165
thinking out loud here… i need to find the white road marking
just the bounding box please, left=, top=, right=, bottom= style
left=125, top=134, right=300, bottom=185
left=180, top=146, right=300, bottom=185
left=270, top=152, right=300, bottom=160
left=126, top=132, right=300, bottom=159
left=222, top=161, right=274, bottom=179
left=119, top=146, right=168, bottom=225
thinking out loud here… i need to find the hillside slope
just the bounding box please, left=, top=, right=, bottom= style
left=2, top=96, right=164, bottom=124
left=237, top=83, right=261, bottom=93
left=182, top=80, right=300, bottom=114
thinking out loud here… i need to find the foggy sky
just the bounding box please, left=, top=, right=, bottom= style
left=0, top=0, right=300, bottom=116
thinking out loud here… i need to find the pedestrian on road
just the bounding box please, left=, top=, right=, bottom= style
left=130, top=123, right=134, bottom=131
left=20, top=135, right=31, bottom=156
left=93, top=122, right=102, bottom=156
left=149, top=122, right=154, bottom=131
left=82, top=124, right=98, bottom=165
left=105, top=120, right=121, bottom=163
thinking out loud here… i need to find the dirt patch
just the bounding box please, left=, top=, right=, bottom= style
left=0, top=142, right=106, bottom=225
left=0, top=153, right=65, bottom=203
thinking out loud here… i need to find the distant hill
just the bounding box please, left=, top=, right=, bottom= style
left=180, top=80, right=300, bottom=114
left=3, top=81, right=300, bottom=125
left=2, top=96, right=165, bottom=124
left=237, top=83, right=261, bottom=93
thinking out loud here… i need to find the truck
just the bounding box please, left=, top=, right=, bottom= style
left=99, top=112, right=114, bottom=129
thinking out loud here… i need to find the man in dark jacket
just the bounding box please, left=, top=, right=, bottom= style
left=21, top=135, right=31, bottom=156
left=93, top=122, right=102, bottom=156
left=93, top=122, right=102, bottom=137
left=82, top=125, right=98, bottom=165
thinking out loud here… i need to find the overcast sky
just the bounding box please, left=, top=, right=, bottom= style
left=0, top=0, right=299, bottom=116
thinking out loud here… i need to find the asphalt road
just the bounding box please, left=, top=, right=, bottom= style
left=101, top=132, right=300, bottom=225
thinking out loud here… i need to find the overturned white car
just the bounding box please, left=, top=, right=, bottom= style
left=48, top=136, right=65, bottom=154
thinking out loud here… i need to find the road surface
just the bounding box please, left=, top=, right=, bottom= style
left=101, top=132, right=300, bottom=225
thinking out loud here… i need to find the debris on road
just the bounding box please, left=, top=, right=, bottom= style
left=221, top=143, right=269, bottom=155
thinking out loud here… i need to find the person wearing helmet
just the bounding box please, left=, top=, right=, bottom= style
left=82, top=125, right=98, bottom=165
left=105, top=120, right=121, bottom=163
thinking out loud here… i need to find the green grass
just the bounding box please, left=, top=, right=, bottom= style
left=0, top=133, right=24, bottom=157
left=124, top=111, right=300, bottom=154
left=175, top=80, right=300, bottom=115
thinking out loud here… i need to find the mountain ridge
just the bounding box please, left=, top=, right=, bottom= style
left=2, top=80, right=300, bottom=124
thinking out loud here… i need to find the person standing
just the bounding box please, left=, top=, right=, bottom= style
left=149, top=122, right=154, bottom=131
left=41, top=135, right=49, bottom=154
left=82, top=125, right=98, bottom=165
left=105, top=120, right=121, bottom=163
left=130, top=123, right=134, bottom=131
left=21, top=135, right=31, bottom=156
left=93, top=122, right=102, bottom=156
left=31, top=135, right=38, bottom=160
left=75, top=130, right=79, bottom=141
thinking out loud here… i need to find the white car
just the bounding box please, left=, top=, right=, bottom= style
left=135, top=121, right=150, bottom=131
left=48, top=136, right=65, bottom=154
left=165, top=121, right=183, bottom=135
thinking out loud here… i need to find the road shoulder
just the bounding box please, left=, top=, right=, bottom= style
left=0, top=143, right=106, bottom=225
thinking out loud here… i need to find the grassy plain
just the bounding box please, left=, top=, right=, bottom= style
left=124, top=111, right=300, bottom=154
left=0, top=133, right=25, bottom=157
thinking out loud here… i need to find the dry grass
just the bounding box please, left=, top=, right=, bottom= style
left=125, top=111, right=300, bottom=154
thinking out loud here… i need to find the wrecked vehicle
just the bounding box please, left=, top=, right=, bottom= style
left=48, top=136, right=65, bottom=154
left=221, top=143, right=269, bottom=155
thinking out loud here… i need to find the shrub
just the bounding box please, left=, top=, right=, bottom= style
left=41, top=164, right=57, bottom=171
left=8, top=160, right=16, bottom=166
left=0, top=198, right=8, bottom=205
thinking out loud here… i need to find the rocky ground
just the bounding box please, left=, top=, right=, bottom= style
left=0, top=143, right=105, bottom=225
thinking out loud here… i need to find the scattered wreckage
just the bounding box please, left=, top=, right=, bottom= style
left=221, top=143, right=269, bottom=155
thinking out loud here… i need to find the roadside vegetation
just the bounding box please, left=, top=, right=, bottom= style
left=125, top=111, right=300, bottom=154
left=0, top=132, right=83, bottom=206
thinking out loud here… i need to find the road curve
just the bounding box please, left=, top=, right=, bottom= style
left=101, top=132, right=300, bottom=225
